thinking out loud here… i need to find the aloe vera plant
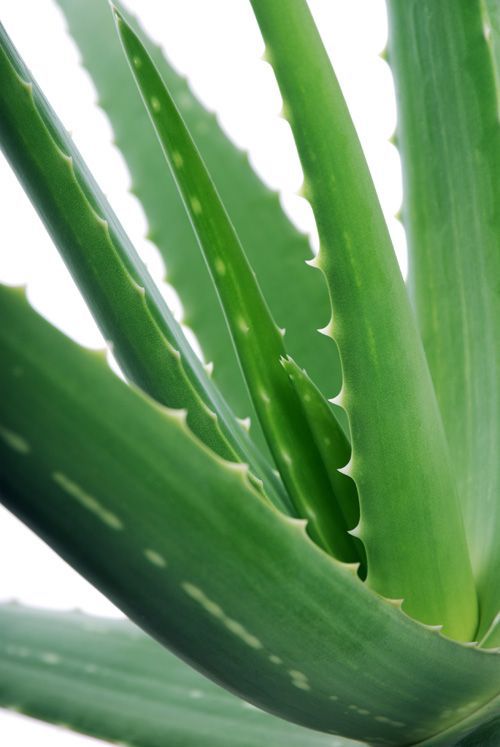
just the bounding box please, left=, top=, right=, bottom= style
left=0, top=0, right=499, bottom=744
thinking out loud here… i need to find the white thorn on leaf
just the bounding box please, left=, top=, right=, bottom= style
left=237, top=416, right=251, bottom=432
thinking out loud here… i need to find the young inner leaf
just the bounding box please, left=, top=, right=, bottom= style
left=114, top=9, right=360, bottom=564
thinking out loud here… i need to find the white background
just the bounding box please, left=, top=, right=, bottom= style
left=0, top=0, right=403, bottom=742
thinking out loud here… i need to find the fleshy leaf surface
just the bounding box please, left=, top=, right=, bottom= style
left=55, top=0, right=341, bottom=429
left=250, top=0, right=478, bottom=640
left=114, top=9, right=359, bottom=564
left=0, top=285, right=499, bottom=745
left=0, top=604, right=362, bottom=747
left=387, top=0, right=500, bottom=640
left=281, top=356, right=362, bottom=560
left=0, top=20, right=287, bottom=512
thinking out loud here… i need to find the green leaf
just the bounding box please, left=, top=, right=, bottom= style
left=55, top=0, right=341, bottom=430
left=0, top=21, right=287, bottom=512
left=485, top=0, right=500, bottom=94
left=250, top=0, right=478, bottom=641
left=415, top=693, right=500, bottom=747
left=0, top=604, right=363, bottom=747
left=113, top=9, right=358, bottom=564
left=281, top=356, right=363, bottom=564
left=480, top=615, right=500, bottom=650
left=1, top=284, right=498, bottom=745
left=386, top=0, right=500, bottom=639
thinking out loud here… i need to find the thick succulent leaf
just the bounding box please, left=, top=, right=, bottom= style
left=281, top=357, right=361, bottom=545
left=0, top=604, right=362, bottom=747
left=249, top=0, right=477, bottom=641
left=114, top=10, right=358, bottom=564
left=55, top=0, right=340, bottom=428
left=0, top=21, right=287, bottom=512
left=1, top=286, right=499, bottom=745
left=386, top=0, right=500, bottom=639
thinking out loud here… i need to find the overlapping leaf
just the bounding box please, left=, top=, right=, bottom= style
left=55, top=0, right=341, bottom=431
left=0, top=604, right=362, bottom=747
left=249, top=0, right=477, bottom=640
left=0, top=285, right=498, bottom=745
left=0, top=20, right=287, bottom=512
left=387, top=0, right=500, bottom=642
left=114, top=10, right=359, bottom=563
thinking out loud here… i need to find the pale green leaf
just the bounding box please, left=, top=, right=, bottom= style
left=0, top=604, right=361, bottom=747
left=250, top=0, right=477, bottom=640
left=387, top=0, right=500, bottom=639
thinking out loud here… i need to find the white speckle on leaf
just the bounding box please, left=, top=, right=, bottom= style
left=259, top=390, right=271, bottom=405
left=348, top=705, right=370, bottom=716
left=0, top=426, right=30, bottom=454
left=237, top=317, right=250, bottom=334
left=182, top=582, right=262, bottom=649
left=215, top=258, right=226, bottom=276
left=190, top=196, right=203, bottom=215
left=133, top=55, right=142, bottom=68
left=223, top=618, right=261, bottom=648
left=375, top=716, right=405, bottom=728
left=188, top=689, right=203, bottom=699
left=40, top=652, right=60, bottom=665
left=269, top=654, right=282, bottom=665
left=151, top=96, right=161, bottom=112
left=288, top=669, right=310, bottom=691
left=172, top=151, right=183, bottom=169
left=52, top=472, right=124, bottom=530
left=144, top=549, right=167, bottom=568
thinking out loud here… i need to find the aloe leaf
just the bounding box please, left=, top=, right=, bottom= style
left=280, top=357, right=362, bottom=552
left=1, top=285, right=499, bottom=744
left=113, top=10, right=358, bottom=564
left=0, top=604, right=363, bottom=747
left=386, top=0, right=500, bottom=639
left=0, top=22, right=287, bottom=512
left=54, top=0, right=341, bottom=431
left=249, top=0, right=478, bottom=641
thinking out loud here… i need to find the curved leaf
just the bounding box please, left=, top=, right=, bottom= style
left=55, top=0, right=340, bottom=427
left=0, top=604, right=362, bottom=747
left=0, top=285, right=499, bottom=746
left=387, top=0, right=500, bottom=640
left=249, top=0, right=477, bottom=641
left=0, top=21, right=287, bottom=512
left=114, top=10, right=358, bottom=564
